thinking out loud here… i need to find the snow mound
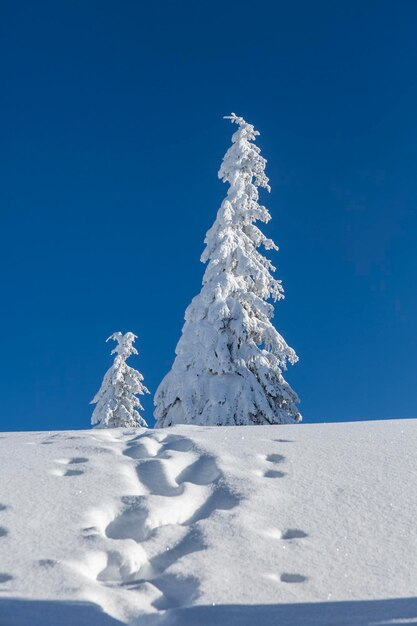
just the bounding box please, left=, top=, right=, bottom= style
left=0, top=419, right=416, bottom=625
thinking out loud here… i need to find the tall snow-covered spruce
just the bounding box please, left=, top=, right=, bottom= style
left=91, top=332, right=149, bottom=428
left=155, top=114, right=301, bottom=427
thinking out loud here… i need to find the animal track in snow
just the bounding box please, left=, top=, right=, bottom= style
left=282, top=528, right=308, bottom=540
left=265, top=453, right=285, bottom=464
left=38, top=559, right=57, bottom=568
left=263, top=527, right=308, bottom=542
left=50, top=457, right=89, bottom=477
left=264, top=469, right=286, bottom=478
left=50, top=468, right=85, bottom=477
left=256, top=451, right=287, bottom=478
left=280, top=572, right=308, bottom=584
left=260, top=444, right=310, bottom=588
left=0, top=513, right=9, bottom=546
left=0, top=573, right=13, bottom=583
left=40, top=434, right=64, bottom=445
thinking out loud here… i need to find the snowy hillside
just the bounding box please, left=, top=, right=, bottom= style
left=0, top=420, right=416, bottom=626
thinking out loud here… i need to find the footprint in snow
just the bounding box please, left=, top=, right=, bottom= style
left=150, top=573, right=200, bottom=611
left=0, top=504, right=8, bottom=512
left=0, top=527, right=8, bottom=538
left=161, top=435, right=194, bottom=453
left=176, top=454, right=221, bottom=486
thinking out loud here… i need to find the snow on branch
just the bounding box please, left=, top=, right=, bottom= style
left=154, top=115, right=301, bottom=427
left=91, top=332, right=149, bottom=429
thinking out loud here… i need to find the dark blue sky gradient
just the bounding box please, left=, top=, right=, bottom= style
left=1, top=0, right=416, bottom=431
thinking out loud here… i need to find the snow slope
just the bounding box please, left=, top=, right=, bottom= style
left=0, top=420, right=416, bottom=626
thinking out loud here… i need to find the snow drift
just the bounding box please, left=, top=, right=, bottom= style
left=0, top=419, right=416, bottom=625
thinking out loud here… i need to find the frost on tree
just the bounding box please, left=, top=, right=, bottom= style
left=154, top=114, right=301, bottom=427
left=91, top=332, right=149, bottom=428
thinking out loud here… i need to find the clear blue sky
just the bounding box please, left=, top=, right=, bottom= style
left=1, top=0, right=416, bottom=431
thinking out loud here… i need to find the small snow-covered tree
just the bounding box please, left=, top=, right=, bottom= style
left=154, top=114, right=301, bottom=427
left=91, top=332, right=149, bottom=428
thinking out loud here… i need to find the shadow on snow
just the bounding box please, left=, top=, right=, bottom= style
left=1, top=596, right=417, bottom=626
left=0, top=598, right=124, bottom=626
left=153, top=597, right=417, bottom=626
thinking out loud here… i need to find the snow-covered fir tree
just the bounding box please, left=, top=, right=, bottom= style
left=154, top=114, right=301, bottom=427
left=91, top=332, right=149, bottom=428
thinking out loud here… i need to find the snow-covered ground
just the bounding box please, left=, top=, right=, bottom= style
left=0, top=420, right=416, bottom=625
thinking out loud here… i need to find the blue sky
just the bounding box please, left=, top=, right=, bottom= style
left=1, top=0, right=416, bottom=431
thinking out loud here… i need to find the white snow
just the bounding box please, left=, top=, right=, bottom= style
left=0, top=419, right=416, bottom=625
